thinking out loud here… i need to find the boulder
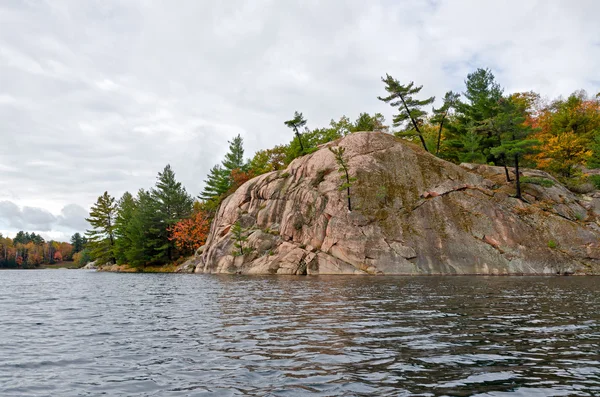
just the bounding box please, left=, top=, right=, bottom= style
left=81, top=261, right=97, bottom=270
left=197, top=132, right=600, bottom=275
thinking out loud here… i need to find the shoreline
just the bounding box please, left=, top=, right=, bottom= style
left=95, top=267, right=597, bottom=276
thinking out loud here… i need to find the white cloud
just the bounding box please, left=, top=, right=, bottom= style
left=0, top=0, right=598, bottom=238
left=0, top=201, right=89, bottom=241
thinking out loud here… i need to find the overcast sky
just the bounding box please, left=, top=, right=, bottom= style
left=1, top=0, right=599, bottom=242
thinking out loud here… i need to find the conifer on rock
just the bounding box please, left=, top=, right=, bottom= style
left=378, top=74, right=434, bottom=152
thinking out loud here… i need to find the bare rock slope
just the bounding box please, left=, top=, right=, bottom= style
left=193, top=132, right=600, bottom=275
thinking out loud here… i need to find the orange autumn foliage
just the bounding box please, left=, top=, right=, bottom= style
left=169, top=210, right=211, bottom=254
left=227, top=168, right=254, bottom=195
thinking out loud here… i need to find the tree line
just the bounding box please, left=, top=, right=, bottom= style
left=0, top=232, right=88, bottom=268
left=378, top=69, right=600, bottom=197
left=84, top=67, right=600, bottom=269
left=84, top=166, right=202, bottom=268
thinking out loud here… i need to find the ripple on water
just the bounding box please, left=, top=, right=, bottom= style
left=0, top=271, right=598, bottom=396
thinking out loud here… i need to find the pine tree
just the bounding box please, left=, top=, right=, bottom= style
left=152, top=165, right=194, bottom=262
left=113, top=192, right=137, bottom=264
left=353, top=112, right=388, bottom=133
left=449, top=68, right=504, bottom=163
left=329, top=146, right=357, bottom=211
left=490, top=98, right=539, bottom=200
left=458, top=128, right=485, bottom=163
left=13, top=231, right=27, bottom=245
left=125, top=189, right=161, bottom=267
left=199, top=135, right=248, bottom=205
left=432, top=91, right=460, bottom=155
left=198, top=165, right=229, bottom=202
left=70, top=233, right=85, bottom=253
left=378, top=74, right=435, bottom=152
left=284, top=111, right=307, bottom=152
left=222, top=134, right=247, bottom=173
left=231, top=220, right=248, bottom=256
left=85, top=191, right=117, bottom=264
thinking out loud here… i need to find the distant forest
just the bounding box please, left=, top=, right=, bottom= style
left=76, top=68, right=600, bottom=269
left=0, top=232, right=89, bottom=269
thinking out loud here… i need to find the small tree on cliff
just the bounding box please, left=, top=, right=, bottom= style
left=231, top=220, right=249, bottom=256
left=378, top=74, right=435, bottom=152
left=284, top=111, right=307, bottom=153
left=490, top=97, right=539, bottom=200
left=432, top=91, right=460, bottom=155
left=329, top=146, right=356, bottom=212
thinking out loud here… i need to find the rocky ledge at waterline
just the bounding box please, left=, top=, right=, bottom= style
left=181, top=132, right=600, bottom=275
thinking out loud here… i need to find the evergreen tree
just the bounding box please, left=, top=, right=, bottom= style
left=30, top=232, right=44, bottom=244
left=449, top=68, right=504, bottom=163
left=13, top=231, right=27, bottom=245
left=378, top=74, right=435, bottom=152
left=459, top=68, right=503, bottom=122
left=329, top=146, right=357, bottom=211
left=85, top=191, right=117, bottom=264
left=458, top=128, right=485, bottom=163
left=432, top=91, right=460, bottom=155
left=152, top=164, right=194, bottom=261
left=222, top=134, right=247, bottom=173
left=284, top=111, right=307, bottom=152
left=353, top=112, right=388, bottom=133
left=70, top=233, right=85, bottom=253
left=125, top=189, right=162, bottom=267
left=199, top=165, right=229, bottom=202
left=231, top=220, right=249, bottom=256
left=490, top=98, right=539, bottom=200
left=113, top=192, right=137, bottom=264
left=199, top=135, right=248, bottom=205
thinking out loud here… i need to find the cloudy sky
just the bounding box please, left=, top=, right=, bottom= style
left=1, top=0, right=599, bottom=242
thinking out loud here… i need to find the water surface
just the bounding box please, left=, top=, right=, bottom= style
left=0, top=271, right=598, bottom=396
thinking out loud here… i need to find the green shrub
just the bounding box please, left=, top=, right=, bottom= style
left=590, top=175, right=600, bottom=189
left=521, top=176, right=554, bottom=188
left=547, top=240, right=557, bottom=249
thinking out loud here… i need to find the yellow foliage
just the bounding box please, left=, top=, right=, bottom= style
left=534, top=131, right=592, bottom=177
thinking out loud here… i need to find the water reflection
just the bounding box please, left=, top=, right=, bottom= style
left=0, top=271, right=598, bottom=396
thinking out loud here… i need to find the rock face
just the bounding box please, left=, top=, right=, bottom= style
left=81, top=261, right=97, bottom=270
left=196, top=132, right=600, bottom=275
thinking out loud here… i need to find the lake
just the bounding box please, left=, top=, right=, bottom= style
left=0, top=271, right=598, bottom=396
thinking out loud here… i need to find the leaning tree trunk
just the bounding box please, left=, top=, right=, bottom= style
left=399, top=94, right=429, bottom=152
left=436, top=110, right=448, bottom=155
left=436, top=118, right=444, bottom=155
left=295, top=129, right=304, bottom=152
